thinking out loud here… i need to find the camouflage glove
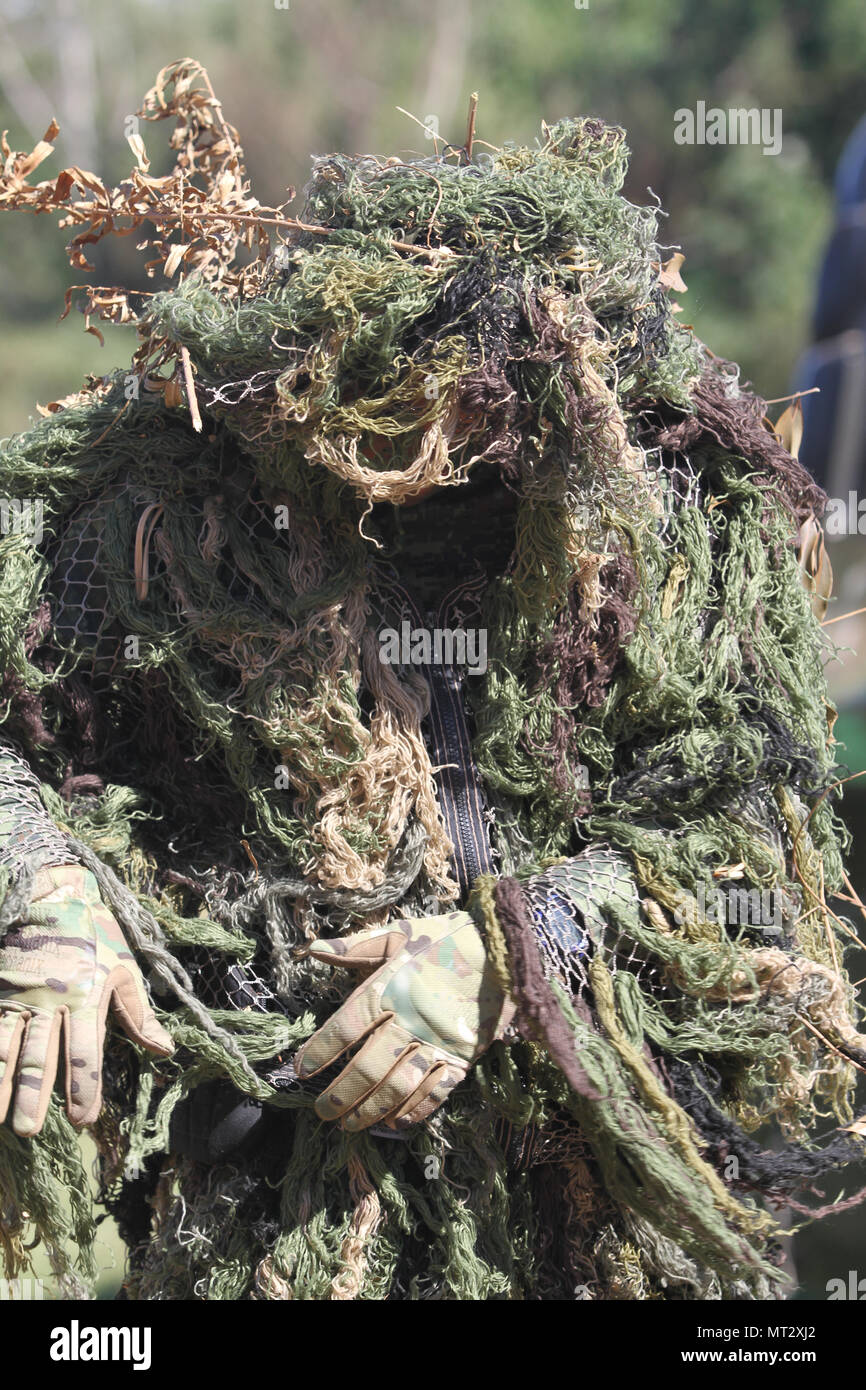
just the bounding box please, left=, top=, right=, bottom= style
left=293, top=911, right=514, bottom=1131
left=0, top=864, right=174, bottom=1137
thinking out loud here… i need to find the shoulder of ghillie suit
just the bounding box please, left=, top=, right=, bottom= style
left=0, top=62, right=862, bottom=1303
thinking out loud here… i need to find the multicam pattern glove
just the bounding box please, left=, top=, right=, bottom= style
left=0, top=864, right=174, bottom=1138
left=293, top=911, right=515, bottom=1131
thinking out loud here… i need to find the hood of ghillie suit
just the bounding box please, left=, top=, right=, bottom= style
left=0, top=77, right=863, bottom=1301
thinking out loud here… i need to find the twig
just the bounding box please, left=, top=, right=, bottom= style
left=90, top=399, right=130, bottom=448
left=794, top=1013, right=866, bottom=1076
left=841, top=870, right=866, bottom=921
left=180, top=346, right=202, bottom=432
left=822, top=606, right=866, bottom=627
left=832, top=890, right=866, bottom=908
left=837, top=871, right=866, bottom=953
left=396, top=106, right=442, bottom=156
left=198, top=64, right=243, bottom=176
left=3, top=185, right=455, bottom=262
left=112, top=205, right=452, bottom=261
left=763, top=387, right=820, bottom=405
left=407, top=167, right=445, bottom=249
left=820, top=860, right=838, bottom=974
left=464, top=92, right=478, bottom=163
left=186, top=207, right=450, bottom=259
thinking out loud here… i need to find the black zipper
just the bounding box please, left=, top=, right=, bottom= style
left=426, top=660, right=494, bottom=898
left=378, top=570, right=495, bottom=901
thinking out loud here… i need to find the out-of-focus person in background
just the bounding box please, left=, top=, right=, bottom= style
left=795, top=117, right=866, bottom=757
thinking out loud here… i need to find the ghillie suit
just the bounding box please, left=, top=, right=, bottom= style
left=0, top=62, right=864, bottom=1301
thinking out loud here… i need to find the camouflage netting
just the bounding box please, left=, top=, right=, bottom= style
left=0, top=60, right=864, bottom=1299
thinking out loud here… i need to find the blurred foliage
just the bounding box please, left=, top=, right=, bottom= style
left=1, top=323, right=135, bottom=437
left=1, top=0, right=864, bottom=434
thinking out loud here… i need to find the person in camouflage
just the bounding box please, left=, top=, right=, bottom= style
left=0, top=66, right=864, bottom=1300
left=0, top=864, right=173, bottom=1137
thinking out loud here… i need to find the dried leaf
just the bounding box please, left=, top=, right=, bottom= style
left=655, top=252, right=687, bottom=293
left=126, top=132, right=150, bottom=172
left=216, top=170, right=236, bottom=204
left=63, top=165, right=110, bottom=198
left=798, top=516, right=833, bottom=621
left=0, top=60, right=324, bottom=362
left=163, top=242, right=190, bottom=277
left=53, top=169, right=75, bottom=200
left=18, top=135, right=56, bottom=178
left=774, top=398, right=804, bottom=459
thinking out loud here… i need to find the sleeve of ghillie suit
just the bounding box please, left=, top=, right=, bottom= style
left=469, top=358, right=866, bottom=1296
left=0, top=503, right=175, bottom=1145
left=0, top=741, right=80, bottom=876
left=0, top=739, right=174, bottom=1137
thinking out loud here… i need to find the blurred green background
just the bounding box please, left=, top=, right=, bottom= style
left=1, top=0, right=865, bottom=1301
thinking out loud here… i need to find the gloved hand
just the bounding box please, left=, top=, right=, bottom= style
left=0, top=864, right=174, bottom=1137
left=294, top=911, right=514, bottom=1131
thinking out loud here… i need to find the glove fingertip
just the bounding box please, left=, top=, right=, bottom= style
left=306, top=926, right=408, bottom=969
left=142, top=1021, right=175, bottom=1056
left=12, top=1119, right=42, bottom=1139
left=67, top=1096, right=103, bottom=1129
left=305, top=940, right=341, bottom=962
left=293, top=1046, right=316, bottom=1079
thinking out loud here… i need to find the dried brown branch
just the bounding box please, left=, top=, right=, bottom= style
left=0, top=55, right=456, bottom=364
